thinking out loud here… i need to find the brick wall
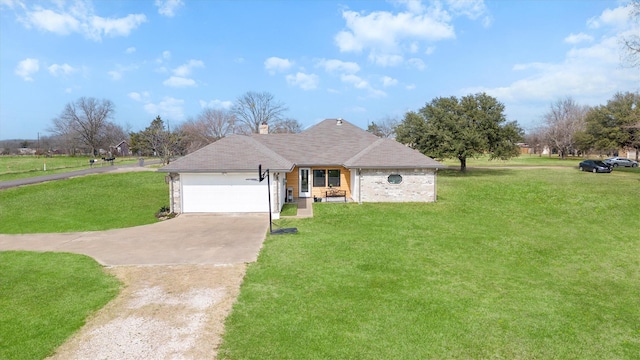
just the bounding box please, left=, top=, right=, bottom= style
left=358, top=169, right=436, bottom=202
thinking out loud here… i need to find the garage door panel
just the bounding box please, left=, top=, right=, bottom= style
left=182, top=174, right=268, bottom=213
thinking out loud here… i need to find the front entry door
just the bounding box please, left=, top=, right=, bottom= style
left=299, top=168, right=310, bottom=198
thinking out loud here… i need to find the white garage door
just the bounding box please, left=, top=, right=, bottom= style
left=181, top=173, right=269, bottom=213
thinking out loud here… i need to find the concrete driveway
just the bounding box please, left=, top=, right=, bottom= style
left=0, top=213, right=270, bottom=266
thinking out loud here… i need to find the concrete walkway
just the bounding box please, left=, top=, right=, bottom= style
left=0, top=214, right=270, bottom=266
left=292, top=197, right=314, bottom=218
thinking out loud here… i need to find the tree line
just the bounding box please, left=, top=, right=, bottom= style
left=527, top=92, right=639, bottom=160
left=43, top=91, right=303, bottom=163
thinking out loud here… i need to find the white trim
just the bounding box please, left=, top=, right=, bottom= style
left=299, top=167, right=311, bottom=198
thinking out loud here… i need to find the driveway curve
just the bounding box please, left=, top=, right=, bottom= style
left=1, top=167, right=272, bottom=358
left=0, top=213, right=269, bottom=266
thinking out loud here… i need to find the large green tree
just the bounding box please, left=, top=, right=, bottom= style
left=578, top=92, right=640, bottom=159
left=396, top=93, right=523, bottom=171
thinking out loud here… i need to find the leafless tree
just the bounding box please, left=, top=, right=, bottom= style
left=49, top=97, right=115, bottom=155
left=179, top=108, right=237, bottom=152
left=524, top=127, right=549, bottom=156
left=622, top=0, right=640, bottom=68
left=271, top=118, right=303, bottom=134
left=543, top=97, right=589, bottom=159
left=368, top=116, right=399, bottom=138
left=231, top=91, right=288, bottom=133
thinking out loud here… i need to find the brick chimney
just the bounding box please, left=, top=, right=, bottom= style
left=259, top=122, right=269, bottom=134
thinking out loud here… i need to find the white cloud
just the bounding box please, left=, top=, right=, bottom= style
left=407, top=57, right=426, bottom=70
left=108, top=63, right=138, bottom=80
left=15, top=0, right=146, bottom=41
left=157, top=50, right=171, bottom=63
left=368, top=52, right=404, bottom=67
left=108, top=70, right=121, bottom=80
left=172, top=59, right=204, bottom=77
left=199, top=99, right=233, bottom=109
left=155, top=0, right=184, bottom=17
left=587, top=5, right=631, bottom=29
left=89, top=14, right=147, bottom=40
left=286, top=72, right=319, bottom=90
left=144, top=97, right=185, bottom=120
left=316, top=59, right=361, bottom=74
left=264, top=57, right=293, bottom=75
left=125, top=46, right=136, bottom=54
left=163, top=76, right=196, bottom=87
left=48, top=63, right=75, bottom=76
left=341, top=74, right=386, bottom=98
left=128, top=91, right=151, bottom=102
left=463, top=4, right=638, bottom=116
left=15, top=58, right=39, bottom=81
left=463, top=39, right=637, bottom=125
left=446, top=0, right=492, bottom=27
left=0, top=0, right=19, bottom=8
left=382, top=76, right=398, bottom=87
left=335, top=4, right=455, bottom=53
left=564, top=32, right=593, bottom=44
left=335, top=1, right=491, bottom=67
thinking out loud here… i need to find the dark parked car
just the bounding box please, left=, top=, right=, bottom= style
left=579, top=160, right=612, bottom=173
left=604, top=157, right=639, bottom=167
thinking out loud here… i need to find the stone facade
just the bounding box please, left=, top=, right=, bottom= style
left=168, top=173, right=181, bottom=213
left=358, top=168, right=436, bottom=202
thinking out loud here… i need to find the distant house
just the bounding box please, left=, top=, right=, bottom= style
left=159, top=118, right=445, bottom=218
left=18, top=147, right=36, bottom=155
left=111, top=140, right=130, bottom=157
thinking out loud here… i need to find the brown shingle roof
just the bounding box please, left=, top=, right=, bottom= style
left=159, top=119, right=443, bottom=172
left=345, top=138, right=445, bottom=169
left=160, top=135, right=294, bottom=173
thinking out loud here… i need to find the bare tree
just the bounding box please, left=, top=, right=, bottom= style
left=231, top=91, right=288, bottom=133
left=543, top=97, right=589, bottom=159
left=368, top=116, right=399, bottom=138
left=271, top=118, right=303, bottom=134
left=622, top=0, right=640, bottom=68
left=179, top=108, right=237, bottom=152
left=524, top=126, right=549, bottom=156
left=50, top=97, right=115, bottom=155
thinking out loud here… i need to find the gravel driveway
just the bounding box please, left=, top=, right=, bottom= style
left=47, top=264, right=245, bottom=359
left=0, top=214, right=269, bottom=359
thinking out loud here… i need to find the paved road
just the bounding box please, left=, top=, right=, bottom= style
left=0, top=159, right=161, bottom=190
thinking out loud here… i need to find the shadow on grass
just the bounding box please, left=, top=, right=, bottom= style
left=439, top=168, right=516, bottom=177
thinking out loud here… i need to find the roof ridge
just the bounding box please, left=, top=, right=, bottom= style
left=344, top=138, right=385, bottom=166
left=242, top=136, right=295, bottom=168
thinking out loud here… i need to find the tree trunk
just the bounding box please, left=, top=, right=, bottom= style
left=459, top=157, right=467, bottom=172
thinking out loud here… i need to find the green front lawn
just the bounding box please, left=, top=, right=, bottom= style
left=0, top=172, right=168, bottom=233
left=220, top=168, right=640, bottom=359
left=0, top=251, right=120, bottom=360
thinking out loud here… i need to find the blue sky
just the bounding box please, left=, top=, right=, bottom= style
left=1, top=0, right=638, bottom=140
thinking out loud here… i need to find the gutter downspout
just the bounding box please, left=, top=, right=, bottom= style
left=358, top=168, right=362, bottom=204
left=434, top=168, right=438, bottom=202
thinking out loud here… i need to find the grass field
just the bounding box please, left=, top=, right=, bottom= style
left=0, top=251, right=120, bottom=360
left=439, top=153, right=615, bottom=167
left=0, top=171, right=168, bottom=233
left=0, top=156, right=142, bottom=182
left=220, top=167, right=640, bottom=359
